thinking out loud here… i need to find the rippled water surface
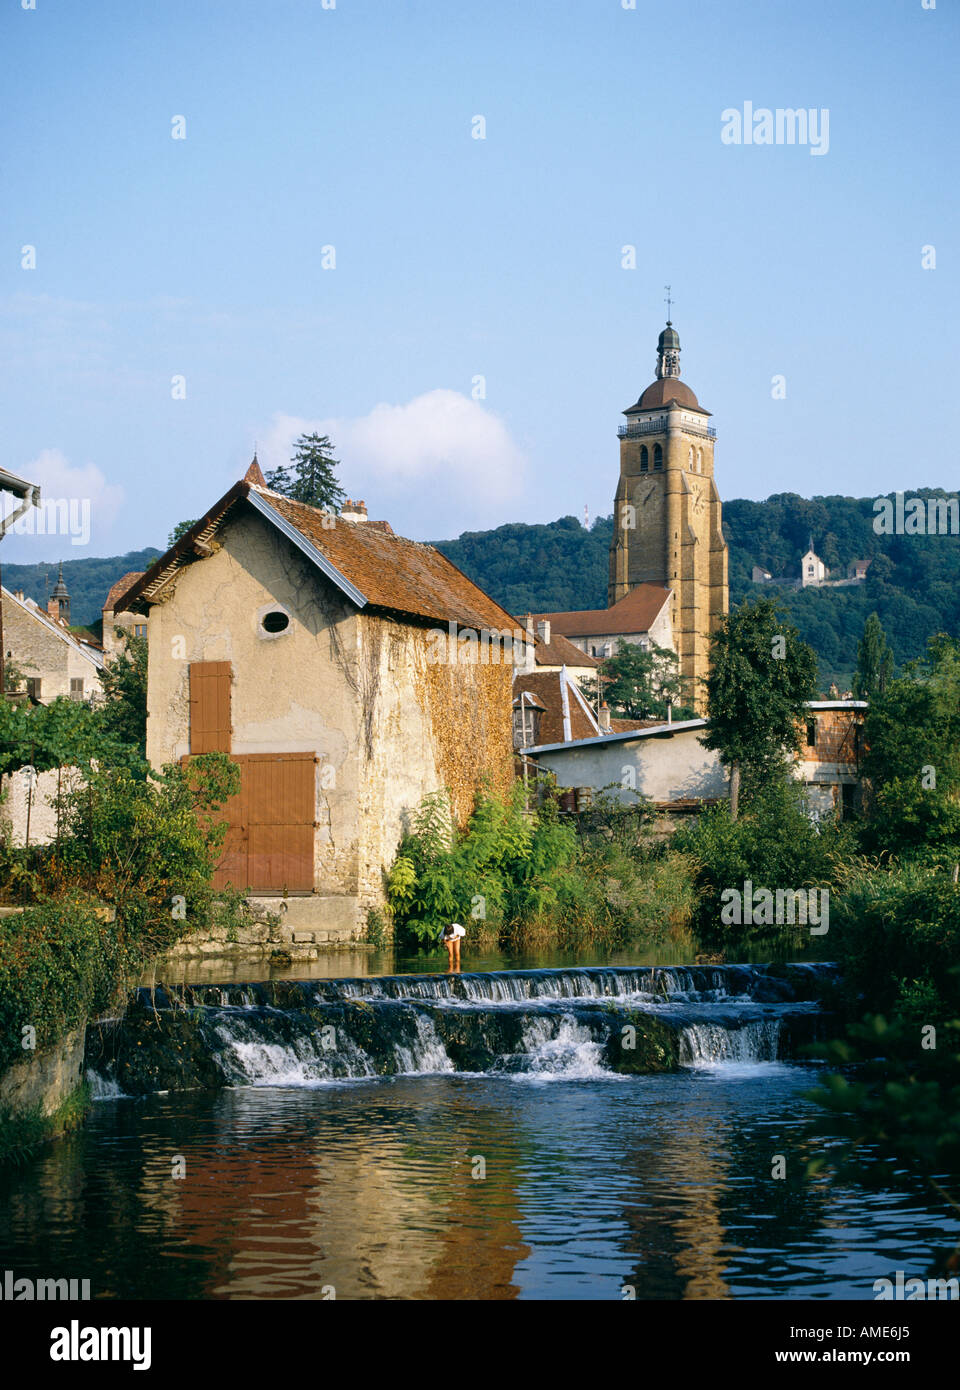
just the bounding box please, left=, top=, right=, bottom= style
left=0, top=1061, right=950, bottom=1300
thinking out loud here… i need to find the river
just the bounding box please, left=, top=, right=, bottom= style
left=0, top=951, right=952, bottom=1300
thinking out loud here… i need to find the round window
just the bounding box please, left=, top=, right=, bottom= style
left=261, top=610, right=290, bottom=634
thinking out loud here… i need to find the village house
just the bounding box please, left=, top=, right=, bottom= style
left=799, top=699, right=866, bottom=819
left=113, top=460, right=518, bottom=942
left=526, top=584, right=673, bottom=661
left=2, top=576, right=104, bottom=706
left=516, top=617, right=600, bottom=688
left=1, top=575, right=106, bottom=847
left=521, top=700, right=867, bottom=822
left=101, top=571, right=148, bottom=659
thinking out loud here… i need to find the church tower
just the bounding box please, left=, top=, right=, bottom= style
left=608, top=320, right=728, bottom=710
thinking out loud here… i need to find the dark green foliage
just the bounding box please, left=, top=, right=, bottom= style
left=0, top=1083, right=90, bottom=1167
left=98, top=633, right=148, bottom=755
left=50, top=754, right=240, bottom=933
left=1, top=549, right=161, bottom=628
left=702, top=597, right=818, bottom=805
left=853, top=612, right=894, bottom=699
left=434, top=514, right=610, bottom=615
left=0, top=695, right=137, bottom=778
left=0, top=753, right=242, bottom=1095
left=829, top=863, right=960, bottom=1023
left=167, top=520, right=198, bottom=547
left=434, top=490, right=960, bottom=688
left=387, top=783, right=697, bottom=952
left=805, top=867, right=960, bottom=1251
left=265, top=433, right=346, bottom=512
left=581, top=639, right=695, bottom=720
left=673, top=781, right=853, bottom=949
left=859, top=635, right=960, bottom=865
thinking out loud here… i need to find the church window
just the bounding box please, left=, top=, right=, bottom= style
left=653, top=444, right=663, bottom=471
left=688, top=447, right=693, bottom=469
left=639, top=446, right=648, bottom=473
left=697, top=449, right=702, bottom=473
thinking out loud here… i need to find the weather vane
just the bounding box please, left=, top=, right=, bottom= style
left=664, top=285, right=673, bottom=322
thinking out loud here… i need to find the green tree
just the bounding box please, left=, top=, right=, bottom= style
left=853, top=611, right=894, bottom=699
left=265, top=433, right=346, bottom=512
left=99, top=632, right=148, bottom=755
left=702, top=597, right=818, bottom=819
left=582, top=640, right=693, bottom=721
left=859, top=634, right=960, bottom=866
left=167, top=520, right=198, bottom=548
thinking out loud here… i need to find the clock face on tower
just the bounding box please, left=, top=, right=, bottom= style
left=690, top=483, right=706, bottom=518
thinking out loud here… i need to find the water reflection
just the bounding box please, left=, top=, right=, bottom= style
left=0, top=1066, right=950, bottom=1300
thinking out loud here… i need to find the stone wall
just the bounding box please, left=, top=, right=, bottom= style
left=0, top=1025, right=86, bottom=1118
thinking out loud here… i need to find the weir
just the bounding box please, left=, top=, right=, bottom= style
left=84, top=962, right=837, bottom=1095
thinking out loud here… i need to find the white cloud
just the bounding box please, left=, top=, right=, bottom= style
left=1, top=449, right=124, bottom=553
left=259, top=390, right=527, bottom=536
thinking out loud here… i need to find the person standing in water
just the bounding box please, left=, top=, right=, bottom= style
left=441, top=921, right=466, bottom=971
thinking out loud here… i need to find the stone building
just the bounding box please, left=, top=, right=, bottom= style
left=114, top=460, right=518, bottom=940
left=1, top=582, right=105, bottom=848
left=797, top=699, right=866, bottom=819
left=608, top=322, right=729, bottom=709
left=101, top=571, right=147, bottom=659
left=2, top=583, right=104, bottom=705
left=526, top=584, right=673, bottom=662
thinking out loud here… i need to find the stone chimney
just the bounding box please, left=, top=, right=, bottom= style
left=535, top=619, right=551, bottom=645
left=341, top=498, right=368, bottom=523
left=598, top=702, right=611, bottom=733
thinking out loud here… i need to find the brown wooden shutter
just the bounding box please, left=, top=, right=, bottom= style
left=189, top=661, right=232, bottom=753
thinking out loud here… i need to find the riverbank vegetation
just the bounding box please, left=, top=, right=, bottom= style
left=0, top=636, right=243, bottom=1162
left=386, top=781, right=696, bottom=953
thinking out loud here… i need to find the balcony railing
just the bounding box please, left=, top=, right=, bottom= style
left=618, top=420, right=716, bottom=440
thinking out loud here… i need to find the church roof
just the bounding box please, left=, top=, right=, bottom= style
left=628, top=378, right=709, bottom=413
left=529, top=583, right=672, bottom=639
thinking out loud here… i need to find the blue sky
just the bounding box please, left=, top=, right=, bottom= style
left=1, top=0, right=956, bottom=562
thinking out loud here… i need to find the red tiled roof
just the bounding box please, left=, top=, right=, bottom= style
left=533, top=632, right=600, bottom=668
left=610, top=717, right=664, bottom=733
left=530, top=584, right=671, bottom=639
left=117, top=483, right=519, bottom=634
left=103, top=572, right=145, bottom=612
left=512, top=670, right=598, bottom=745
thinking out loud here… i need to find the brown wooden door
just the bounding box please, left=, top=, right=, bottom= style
left=187, top=752, right=315, bottom=893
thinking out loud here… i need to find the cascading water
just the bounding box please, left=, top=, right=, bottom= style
left=84, top=962, right=836, bottom=1096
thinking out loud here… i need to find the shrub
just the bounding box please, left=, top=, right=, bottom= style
left=387, top=783, right=697, bottom=951
left=672, top=779, right=854, bottom=949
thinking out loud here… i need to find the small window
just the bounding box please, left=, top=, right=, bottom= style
left=806, top=719, right=817, bottom=748
left=653, top=444, right=663, bottom=471
left=259, top=608, right=291, bottom=636
left=133, top=623, right=147, bottom=638
left=26, top=677, right=42, bottom=701
left=70, top=678, right=84, bottom=702
left=639, top=445, right=649, bottom=473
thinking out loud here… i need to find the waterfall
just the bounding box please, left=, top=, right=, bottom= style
left=88, top=962, right=836, bottom=1095
left=679, top=1018, right=783, bottom=1066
